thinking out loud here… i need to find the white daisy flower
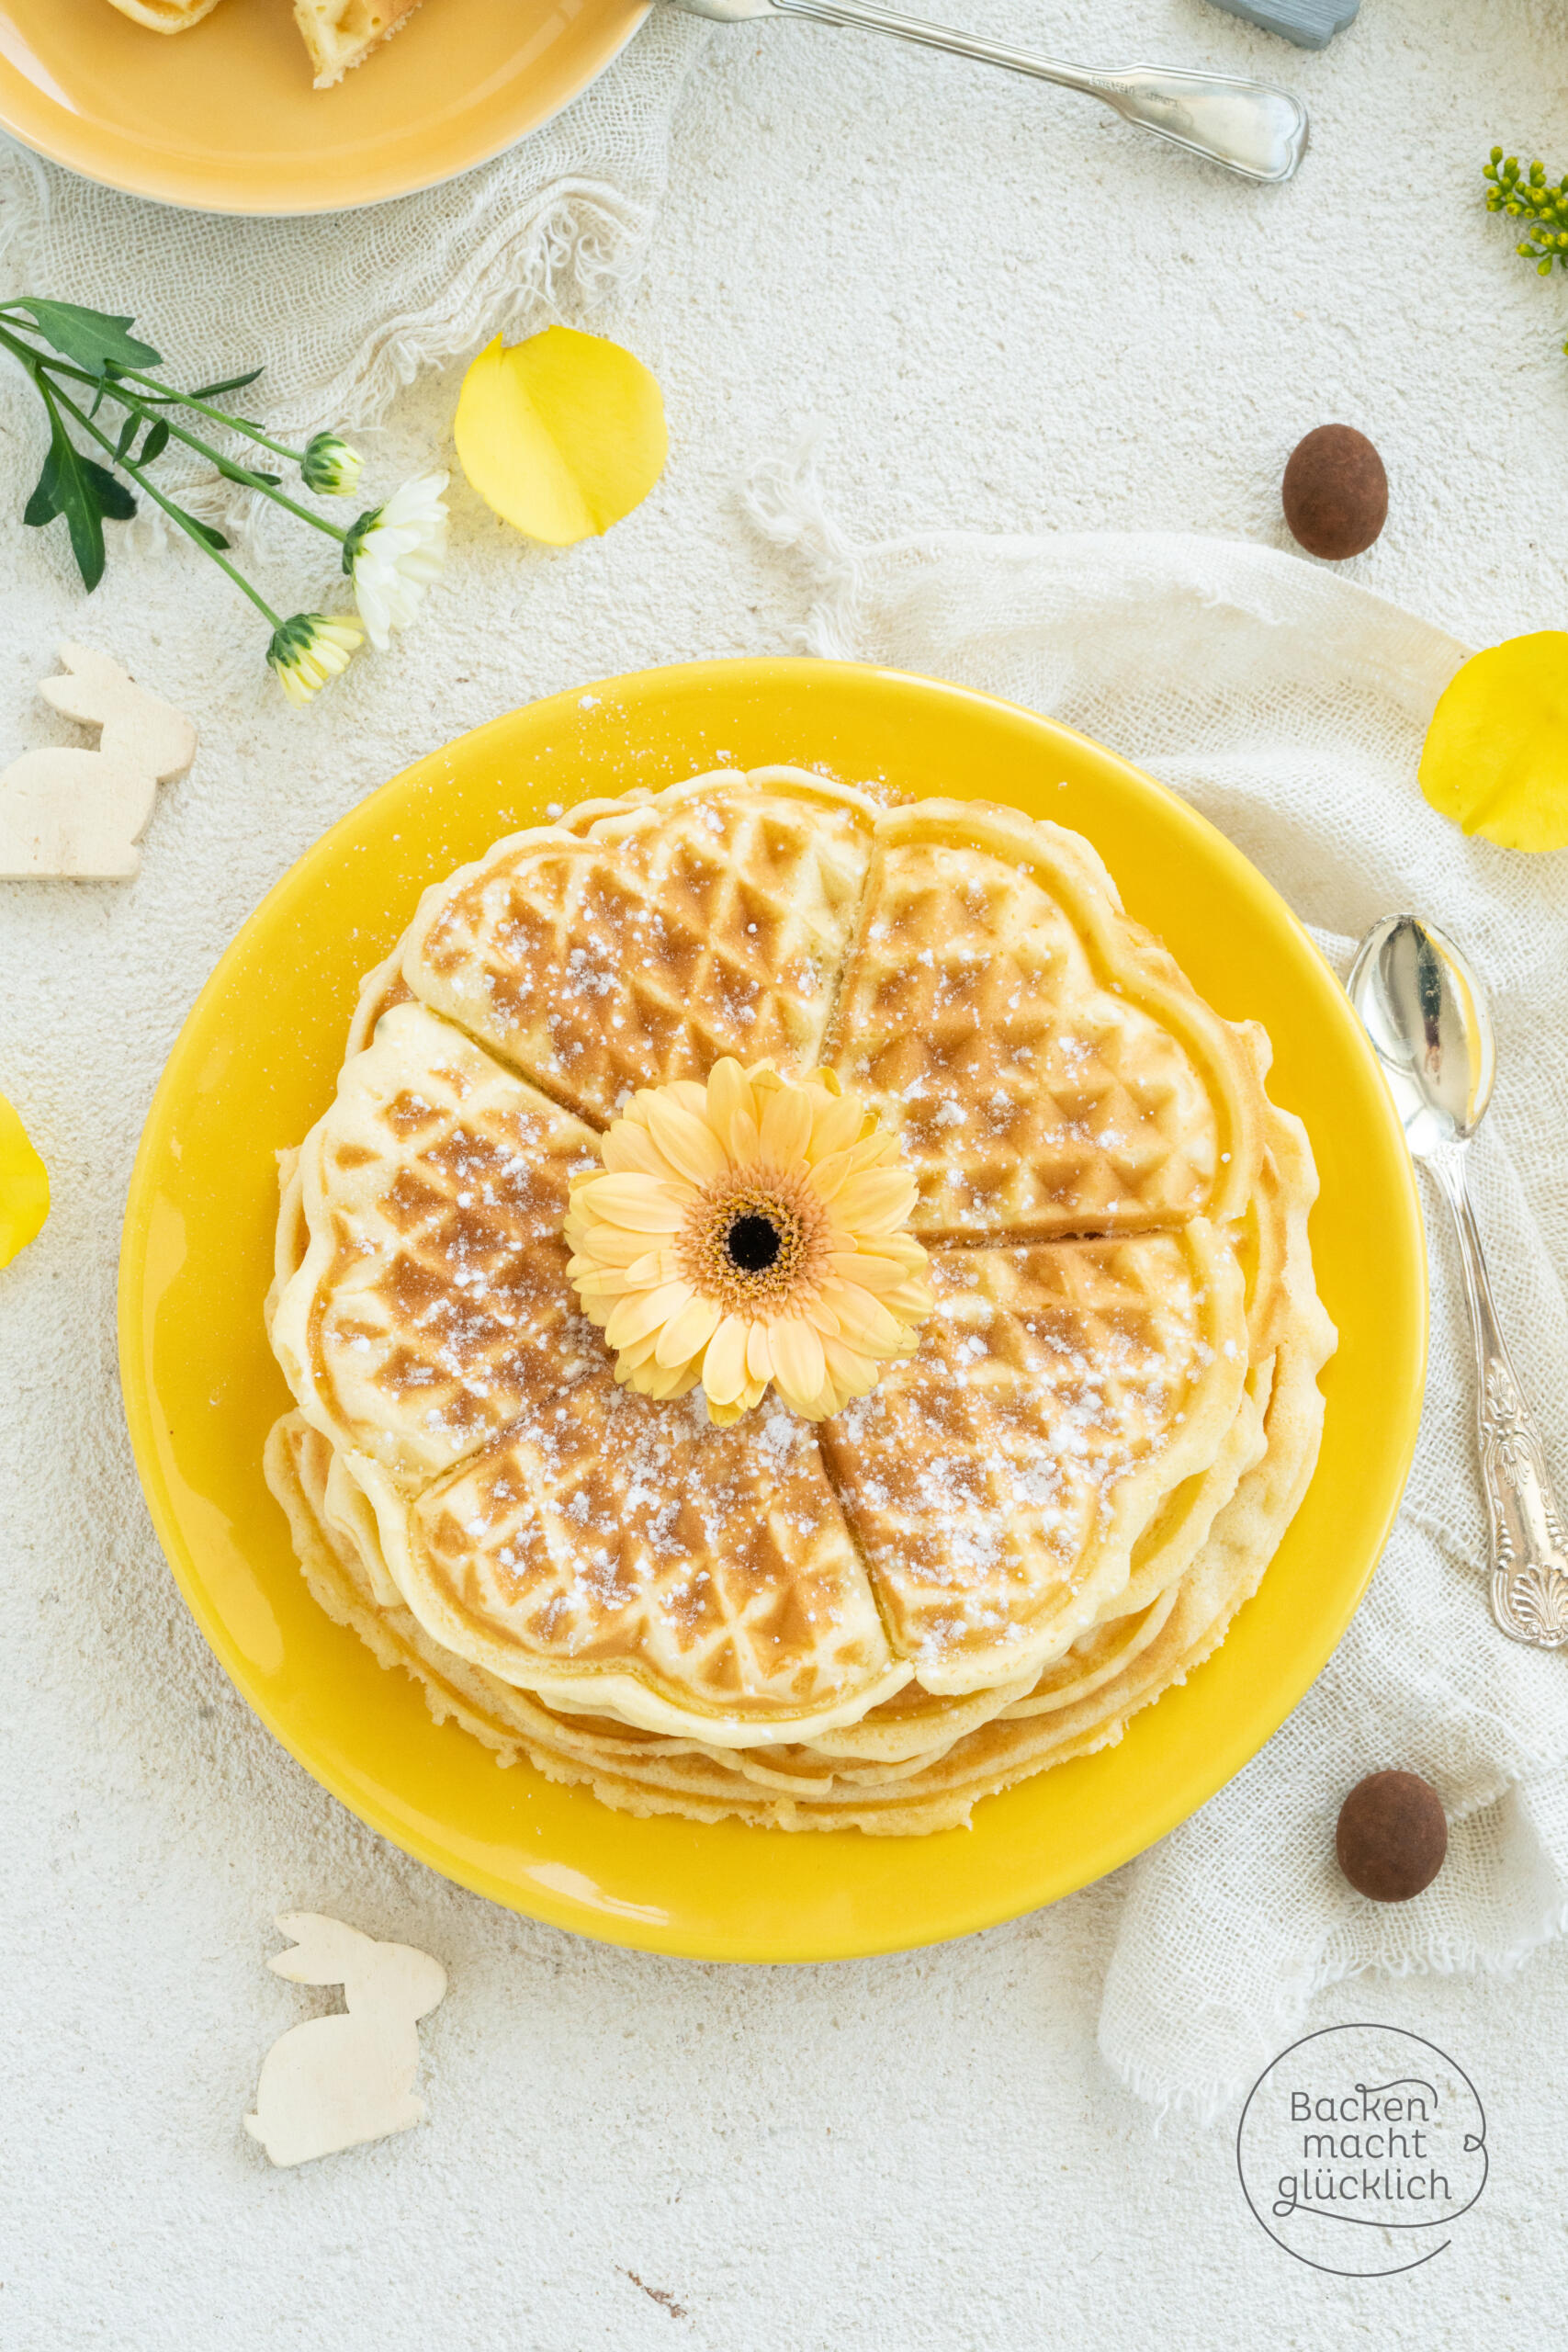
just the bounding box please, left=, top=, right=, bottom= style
left=345, top=470, right=449, bottom=651
left=266, top=612, right=364, bottom=706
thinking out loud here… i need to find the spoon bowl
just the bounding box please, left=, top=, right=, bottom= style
left=1347, top=912, right=1495, bottom=1158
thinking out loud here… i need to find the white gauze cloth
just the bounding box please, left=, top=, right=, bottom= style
left=0, top=13, right=706, bottom=446
left=748, top=450, right=1568, bottom=2122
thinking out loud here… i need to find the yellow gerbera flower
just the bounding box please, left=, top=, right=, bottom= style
left=564, top=1059, right=933, bottom=1425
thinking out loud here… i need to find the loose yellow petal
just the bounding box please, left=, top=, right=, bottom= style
left=0, top=1094, right=49, bottom=1267
left=454, top=326, right=667, bottom=547
left=1418, top=633, right=1568, bottom=852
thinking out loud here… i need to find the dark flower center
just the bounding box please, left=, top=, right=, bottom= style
left=726, top=1213, right=782, bottom=1273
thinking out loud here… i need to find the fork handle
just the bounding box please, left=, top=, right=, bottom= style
left=1430, top=1148, right=1568, bottom=1647
left=762, top=0, right=1309, bottom=183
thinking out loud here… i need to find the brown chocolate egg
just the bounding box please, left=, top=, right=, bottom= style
left=1336, top=1770, right=1447, bottom=1902
left=1281, top=424, right=1388, bottom=560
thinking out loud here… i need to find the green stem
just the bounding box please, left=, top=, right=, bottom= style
left=50, top=379, right=284, bottom=629
left=114, top=367, right=305, bottom=466
left=0, top=315, right=345, bottom=531
left=0, top=320, right=348, bottom=548
left=122, top=403, right=347, bottom=543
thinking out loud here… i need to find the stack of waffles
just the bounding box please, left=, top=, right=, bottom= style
left=264, top=767, right=1336, bottom=1834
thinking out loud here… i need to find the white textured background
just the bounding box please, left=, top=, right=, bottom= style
left=3, top=0, right=1567, bottom=2343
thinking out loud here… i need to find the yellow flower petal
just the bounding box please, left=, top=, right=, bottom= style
left=701, top=1312, right=749, bottom=1405
left=604, top=1280, right=694, bottom=1351
left=705, top=1058, right=755, bottom=1155
left=746, top=1321, right=773, bottom=1384
left=727, top=1107, right=762, bottom=1166
left=758, top=1081, right=814, bottom=1169
left=655, top=1292, right=722, bottom=1369
left=1418, top=632, right=1568, bottom=852
left=826, top=1249, right=921, bottom=1295
left=818, top=1280, right=902, bottom=1354
left=573, top=1174, right=690, bottom=1231
left=822, top=1336, right=882, bottom=1404
left=769, top=1317, right=826, bottom=1409
left=453, top=327, right=667, bottom=547
left=646, top=1091, right=731, bottom=1186
left=0, top=1093, right=49, bottom=1267
left=574, top=1222, right=657, bottom=1268
left=807, top=1092, right=863, bottom=1162
left=833, top=1169, right=919, bottom=1234
left=601, top=1121, right=669, bottom=1178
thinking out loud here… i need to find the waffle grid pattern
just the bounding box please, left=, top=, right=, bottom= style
left=272, top=773, right=1277, bottom=1735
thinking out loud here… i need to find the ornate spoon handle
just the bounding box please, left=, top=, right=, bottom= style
left=1429, top=1148, right=1568, bottom=1647
left=662, top=0, right=1309, bottom=183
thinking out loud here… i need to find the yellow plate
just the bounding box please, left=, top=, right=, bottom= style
left=0, top=0, right=646, bottom=215
left=119, top=659, right=1427, bottom=1962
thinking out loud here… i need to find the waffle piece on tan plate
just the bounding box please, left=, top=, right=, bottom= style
left=264, top=767, right=1335, bottom=1833
left=104, top=0, right=426, bottom=86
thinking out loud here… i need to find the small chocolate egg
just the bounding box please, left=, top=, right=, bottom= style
left=1281, top=424, right=1388, bottom=560
left=1335, top=1770, right=1447, bottom=1902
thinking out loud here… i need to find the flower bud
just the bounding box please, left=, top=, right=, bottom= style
left=300, top=431, right=363, bottom=497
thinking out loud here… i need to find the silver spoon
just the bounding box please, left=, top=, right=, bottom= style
left=1348, top=912, right=1568, bottom=1648
left=666, top=0, right=1309, bottom=184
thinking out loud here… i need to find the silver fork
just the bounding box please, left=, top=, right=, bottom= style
left=664, top=0, right=1310, bottom=184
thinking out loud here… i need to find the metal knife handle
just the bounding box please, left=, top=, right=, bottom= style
left=1431, top=1148, right=1568, bottom=1646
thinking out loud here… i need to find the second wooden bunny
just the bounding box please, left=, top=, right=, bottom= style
left=0, top=642, right=195, bottom=879
left=244, top=1913, right=447, bottom=2168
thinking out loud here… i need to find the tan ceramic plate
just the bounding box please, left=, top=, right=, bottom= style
left=0, top=0, right=647, bottom=215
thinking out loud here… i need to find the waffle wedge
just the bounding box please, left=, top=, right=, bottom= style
left=293, top=0, right=424, bottom=86
left=829, top=799, right=1264, bottom=1238
left=402, top=770, right=880, bottom=1125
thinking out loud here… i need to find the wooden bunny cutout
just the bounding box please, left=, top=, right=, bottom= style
left=244, top=1913, right=447, bottom=2169
left=0, top=641, right=196, bottom=878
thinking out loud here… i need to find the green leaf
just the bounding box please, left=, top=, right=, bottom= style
left=23, top=435, right=65, bottom=528
left=15, top=298, right=161, bottom=377
left=83, top=458, right=136, bottom=523
left=186, top=367, right=265, bottom=401
left=114, top=411, right=140, bottom=461
left=175, top=510, right=231, bottom=552
left=50, top=433, right=107, bottom=591
left=138, top=419, right=170, bottom=466
left=214, top=456, right=279, bottom=488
